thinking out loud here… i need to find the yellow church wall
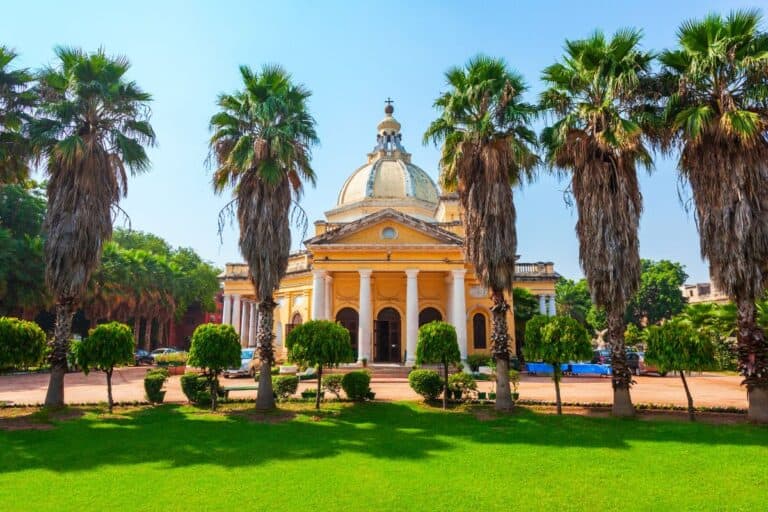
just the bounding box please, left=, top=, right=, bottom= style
left=335, top=220, right=447, bottom=245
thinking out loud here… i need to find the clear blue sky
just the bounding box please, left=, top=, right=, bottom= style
left=2, top=0, right=757, bottom=283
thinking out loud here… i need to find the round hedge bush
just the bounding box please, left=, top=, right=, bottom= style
left=341, top=370, right=371, bottom=401
left=408, top=369, right=443, bottom=401
left=272, top=375, right=299, bottom=400
left=0, top=316, right=46, bottom=369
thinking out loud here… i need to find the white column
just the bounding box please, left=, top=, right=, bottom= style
left=452, top=269, right=467, bottom=360
left=311, top=269, right=326, bottom=320
left=222, top=294, right=232, bottom=325
left=248, top=302, right=257, bottom=347
left=324, top=275, right=333, bottom=320
left=358, top=269, right=372, bottom=362
left=548, top=295, right=557, bottom=316
left=240, top=301, right=249, bottom=344
left=445, top=275, right=453, bottom=325
left=539, top=294, right=546, bottom=315
left=232, top=294, right=242, bottom=334
left=405, top=269, right=419, bottom=364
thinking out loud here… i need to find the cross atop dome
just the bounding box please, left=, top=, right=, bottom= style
left=373, top=97, right=406, bottom=157
left=384, top=97, right=394, bottom=114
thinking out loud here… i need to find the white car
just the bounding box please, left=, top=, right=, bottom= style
left=223, top=349, right=257, bottom=378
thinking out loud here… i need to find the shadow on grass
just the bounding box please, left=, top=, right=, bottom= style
left=0, top=401, right=765, bottom=474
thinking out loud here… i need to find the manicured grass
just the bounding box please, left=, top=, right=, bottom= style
left=0, top=402, right=766, bottom=511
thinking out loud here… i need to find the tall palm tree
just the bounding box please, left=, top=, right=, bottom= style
left=31, top=47, right=155, bottom=406
left=658, top=10, right=768, bottom=421
left=209, top=64, right=318, bottom=410
left=424, top=56, right=539, bottom=411
left=0, top=46, right=35, bottom=184
left=540, top=30, right=654, bottom=416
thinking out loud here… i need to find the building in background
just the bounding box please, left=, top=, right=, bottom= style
left=681, top=282, right=729, bottom=305
left=220, top=105, right=559, bottom=363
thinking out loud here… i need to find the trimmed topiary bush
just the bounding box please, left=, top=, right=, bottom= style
left=72, top=321, right=135, bottom=413
left=322, top=373, right=344, bottom=399
left=466, top=354, right=490, bottom=372
left=144, top=368, right=168, bottom=404
left=341, top=370, right=372, bottom=401
left=0, top=316, right=47, bottom=371
left=416, top=321, right=460, bottom=409
left=180, top=373, right=222, bottom=405
left=188, top=323, right=241, bottom=411
left=286, top=320, right=354, bottom=409
left=448, top=372, right=477, bottom=401
left=272, top=375, right=299, bottom=401
left=408, top=369, right=443, bottom=401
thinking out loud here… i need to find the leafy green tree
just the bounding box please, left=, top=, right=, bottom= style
left=524, top=315, right=592, bottom=414
left=513, top=287, right=539, bottom=359
left=555, top=278, right=592, bottom=326
left=587, top=305, right=607, bottom=332
left=424, top=56, right=539, bottom=411
left=626, top=260, right=688, bottom=326
left=541, top=30, right=654, bottom=417
left=657, top=10, right=768, bottom=421
left=209, top=64, right=318, bottom=411
left=286, top=320, right=354, bottom=409
left=645, top=318, right=716, bottom=420
left=0, top=316, right=46, bottom=370
left=416, top=321, right=461, bottom=409
left=31, top=47, right=155, bottom=407
left=0, top=184, right=47, bottom=315
left=624, top=324, right=644, bottom=349
left=188, top=323, right=241, bottom=411
left=0, top=47, right=35, bottom=184
left=72, top=321, right=135, bottom=413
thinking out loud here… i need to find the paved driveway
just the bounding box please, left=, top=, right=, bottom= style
left=0, top=367, right=747, bottom=408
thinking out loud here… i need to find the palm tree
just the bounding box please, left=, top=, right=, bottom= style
left=209, top=64, right=318, bottom=410
left=658, top=10, right=768, bottom=421
left=540, top=30, right=654, bottom=416
left=424, top=56, right=539, bottom=411
left=31, top=47, right=155, bottom=407
left=0, top=46, right=35, bottom=184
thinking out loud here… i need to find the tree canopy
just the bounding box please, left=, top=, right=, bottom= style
left=0, top=316, right=46, bottom=370
left=188, top=323, right=242, bottom=410
left=72, top=321, right=135, bottom=412
left=626, top=259, right=688, bottom=326
left=416, top=321, right=461, bottom=409
left=286, top=320, right=354, bottom=409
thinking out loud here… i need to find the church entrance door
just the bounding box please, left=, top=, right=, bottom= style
left=335, top=307, right=359, bottom=356
left=374, top=307, right=401, bottom=363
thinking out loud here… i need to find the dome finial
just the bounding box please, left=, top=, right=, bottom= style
left=384, top=97, right=394, bottom=115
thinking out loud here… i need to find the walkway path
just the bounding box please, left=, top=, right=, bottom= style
left=0, top=367, right=747, bottom=408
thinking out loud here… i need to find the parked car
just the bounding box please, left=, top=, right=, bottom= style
left=591, top=349, right=611, bottom=365
left=223, top=348, right=257, bottom=378
left=134, top=349, right=154, bottom=366
left=626, top=351, right=641, bottom=375
left=149, top=347, right=178, bottom=362
left=637, top=352, right=667, bottom=376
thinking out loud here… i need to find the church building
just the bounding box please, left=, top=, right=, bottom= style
left=220, top=104, right=559, bottom=363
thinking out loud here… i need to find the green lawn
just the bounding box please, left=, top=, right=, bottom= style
left=0, top=402, right=766, bottom=511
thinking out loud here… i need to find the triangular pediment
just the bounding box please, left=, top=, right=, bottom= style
left=305, top=209, right=462, bottom=247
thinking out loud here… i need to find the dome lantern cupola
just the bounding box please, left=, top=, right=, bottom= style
left=326, top=100, right=440, bottom=223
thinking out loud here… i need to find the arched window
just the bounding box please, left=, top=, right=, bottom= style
left=473, top=313, right=487, bottom=349
left=335, top=307, right=359, bottom=355
left=418, top=307, right=442, bottom=327
left=286, top=312, right=303, bottom=338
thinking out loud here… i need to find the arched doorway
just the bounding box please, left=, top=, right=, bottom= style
left=335, top=307, right=359, bottom=355
left=419, top=307, right=442, bottom=327
left=472, top=312, right=487, bottom=349
left=375, top=307, right=401, bottom=363
left=286, top=312, right=303, bottom=338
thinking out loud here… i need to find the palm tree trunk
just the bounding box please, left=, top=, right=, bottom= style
left=736, top=296, right=768, bottom=422
left=44, top=301, right=75, bottom=407
left=607, top=309, right=634, bottom=417
left=133, top=317, right=140, bottom=347
left=143, top=318, right=151, bottom=351
left=106, top=368, right=114, bottom=414
left=679, top=370, right=694, bottom=421
left=315, top=365, right=322, bottom=410
left=490, top=290, right=513, bottom=411
left=255, top=298, right=276, bottom=410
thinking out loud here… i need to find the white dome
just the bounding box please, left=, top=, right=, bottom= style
left=337, top=158, right=439, bottom=207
